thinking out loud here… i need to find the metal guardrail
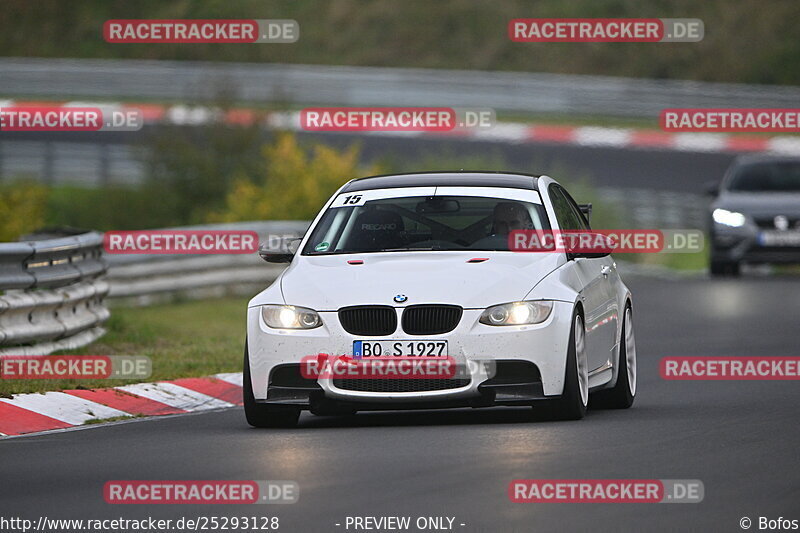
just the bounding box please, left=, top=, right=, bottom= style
left=105, top=221, right=309, bottom=306
left=0, top=231, right=109, bottom=355
left=0, top=140, right=145, bottom=186
left=2, top=57, right=800, bottom=118
left=597, top=188, right=708, bottom=229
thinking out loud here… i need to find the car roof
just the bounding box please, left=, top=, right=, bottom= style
left=340, top=171, right=541, bottom=193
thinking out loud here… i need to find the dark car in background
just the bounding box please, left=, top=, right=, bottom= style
left=709, top=155, right=800, bottom=276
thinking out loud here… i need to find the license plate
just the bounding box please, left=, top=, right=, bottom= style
left=759, top=231, right=800, bottom=247
left=353, top=340, right=448, bottom=358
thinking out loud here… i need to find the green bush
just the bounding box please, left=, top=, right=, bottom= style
left=0, top=181, right=48, bottom=241
left=44, top=185, right=182, bottom=231
left=210, top=133, right=382, bottom=221
left=144, top=119, right=267, bottom=224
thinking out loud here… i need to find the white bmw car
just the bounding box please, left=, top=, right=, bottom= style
left=244, top=172, right=636, bottom=427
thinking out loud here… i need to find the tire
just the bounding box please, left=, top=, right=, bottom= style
left=540, top=310, right=588, bottom=421
left=243, top=342, right=300, bottom=428
left=710, top=259, right=740, bottom=277
left=591, top=305, right=636, bottom=409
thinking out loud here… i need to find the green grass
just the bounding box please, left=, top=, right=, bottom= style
left=83, top=414, right=141, bottom=425
left=0, top=297, right=248, bottom=397
left=617, top=250, right=708, bottom=272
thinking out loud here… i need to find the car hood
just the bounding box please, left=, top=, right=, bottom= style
left=271, top=251, right=563, bottom=310
left=713, top=192, right=800, bottom=217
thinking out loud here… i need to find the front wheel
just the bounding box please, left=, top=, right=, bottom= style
left=539, top=310, right=588, bottom=420
left=591, top=305, right=636, bottom=409
left=243, top=342, right=300, bottom=428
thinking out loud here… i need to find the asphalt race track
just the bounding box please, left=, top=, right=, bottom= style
left=0, top=128, right=736, bottom=193
left=2, top=274, right=798, bottom=532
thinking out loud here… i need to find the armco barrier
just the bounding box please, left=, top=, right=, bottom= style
left=105, top=221, right=309, bottom=306
left=1, top=58, right=799, bottom=118
left=0, top=231, right=109, bottom=355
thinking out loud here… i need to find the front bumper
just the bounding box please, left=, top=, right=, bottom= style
left=712, top=223, right=800, bottom=264
left=262, top=360, right=547, bottom=410
left=246, top=301, right=574, bottom=408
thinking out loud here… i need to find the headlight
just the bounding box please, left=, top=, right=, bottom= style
left=261, top=305, right=322, bottom=329
left=480, top=301, right=553, bottom=326
left=712, top=208, right=746, bottom=228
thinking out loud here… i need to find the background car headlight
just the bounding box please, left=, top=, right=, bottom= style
left=712, top=208, right=746, bottom=228
left=480, top=301, right=553, bottom=326
left=261, top=305, right=322, bottom=329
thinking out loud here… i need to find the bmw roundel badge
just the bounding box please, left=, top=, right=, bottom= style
left=393, top=294, right=408, bottom=303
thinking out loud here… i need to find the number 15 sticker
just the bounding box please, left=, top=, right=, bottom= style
left=331, top=193, right=366, bottom=208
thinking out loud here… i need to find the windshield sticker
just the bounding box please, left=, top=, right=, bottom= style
left=331, top=193, right=367, bottom=208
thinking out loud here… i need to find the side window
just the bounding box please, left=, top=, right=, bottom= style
left=548, top=184, right=584, bottom=230
left=560, top=187, right=591, bottom=230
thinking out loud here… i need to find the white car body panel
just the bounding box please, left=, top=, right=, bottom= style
left=252, top=252, right=564, bottom=310
left=246, top=173, right=632, bottom=409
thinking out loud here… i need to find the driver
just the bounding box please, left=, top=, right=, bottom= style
left=491, top=202, right=534, bottom=235
left=469, top=201, right=535, bottom=250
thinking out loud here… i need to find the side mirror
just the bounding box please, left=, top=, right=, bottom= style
left=571, top=250, right=610, bottom=259
left=578, top=203, right=592, bottom=223
left=567, top=231, right=613, bottom=259
left=258, top=243, right=294, bottom=263
left=286, top=237, right=302, bottom=255
left=704, top=181, right=720, bottom=196
left=258, top=236, right=303, bottom=263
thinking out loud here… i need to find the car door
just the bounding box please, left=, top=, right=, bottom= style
left=549, top=184, right=618, bottom=373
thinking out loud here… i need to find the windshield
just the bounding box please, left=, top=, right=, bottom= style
left=302, top=194, right=550, bottom=255
left=727, top=161, right=800, bottom=192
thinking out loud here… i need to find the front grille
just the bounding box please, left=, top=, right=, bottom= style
left=333, top=378, right=470, bottom=393
left=401, top=305, right=462, bottom=335
left=754, top=216, right=800, bottom=230
left=338, top=306, right=397, bottom=336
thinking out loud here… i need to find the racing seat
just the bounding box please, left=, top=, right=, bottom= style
left=346, top=208, right=407, bottom=252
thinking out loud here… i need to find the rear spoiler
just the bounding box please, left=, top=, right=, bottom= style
left=578, top=203, right=592, bottom=223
